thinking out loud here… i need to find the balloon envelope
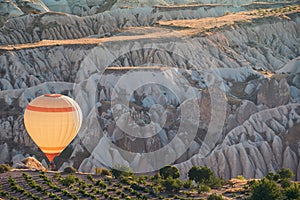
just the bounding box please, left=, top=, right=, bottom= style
left=24, top=94, right=82, bottom=162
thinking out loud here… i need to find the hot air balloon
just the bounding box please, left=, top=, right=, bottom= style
left=24, top=94, right=82, bottom=163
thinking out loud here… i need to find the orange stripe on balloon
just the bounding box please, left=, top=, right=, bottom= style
left=26, top=105, right=74, bottom=112
left=40, top=146, right=66, bottom=151
left=45, top=153, right=60, bottom=162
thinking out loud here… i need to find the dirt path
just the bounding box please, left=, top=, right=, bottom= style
left=0, top=6, right=298, bottom=51
left=158, top=8, right=299, bottom=36
left=0, top=29, right=179, bottom=51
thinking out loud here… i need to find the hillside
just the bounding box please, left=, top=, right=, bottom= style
left=0, top=168, right=250, bottom=200
left=0, top=0, right=297, bottom=18
left=0, top=0, right=299, bottom=182
left=0, top=166, right=299, bottom=200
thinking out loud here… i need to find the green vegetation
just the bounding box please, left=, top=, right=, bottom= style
left=266, top=172, right=280, bottom=181
left=159, top=165, right=180, bottom=179
left=1, top=165, right=299, bottom=200
left=253, top=5, right=299, bottom=16
left=0, top=164, right=11, bottom=173
left=95, top=167, right=112, bottom=176
left=277, top=168, right=294, bottom=180
left=183, top=179, right=193, bottom=189
left=198, top=183, right=211, bottom=194
left=281, top=178, right=292, bottom=188
left=61, top=174, right=77, bottom=186
left=236, top=175, right=246, bottom=180
left=63, top=166, right=77, bottom=173
left=111, top=165, right=133, bottom=179
left=284, top=183, right=300, bottom=200
left=248, top=168, right=299, bottom=200
left=188, top=166, right=221, bottom=188
left=188, top=166, right=213, bottom=184
left=249, top=178, right=282, bottom=200
left=8, top=175, right=42, bottom=200
left=208, top=193, right=224, bottom=200
left=162, top=177, right=182, bottom=192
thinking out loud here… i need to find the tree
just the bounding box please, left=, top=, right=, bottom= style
left=111, top=165, right=133, bottom=179
left=188, top=166, right=214, bottom=184
left=284, top=183, right=300, bottom=200
left=250, top=178, right=281, bottom=200
left=281, top=178, right=292, bottom=188
left=277, top=168, right=294, bottom=180
left=265, top=172, right=280, bottom=182
left=159, top=165, right=180, bottom=179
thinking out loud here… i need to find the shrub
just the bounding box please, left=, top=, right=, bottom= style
left=208, top=193, right=223, bottom=200
left=198, top=184, right=211, bottom=194
left=95, top=167, right=112, bottom=176
left=121, top=192, right=126, bottom=198
left=162, top=177, right=182, bottom=193
left=266, top=169, right=294, bottom=182
left=95, top=180, right=107, bottom=189
left=61, top=174, right=77, bottom=186
left=111, top=165, right=133, bottom=179
left=36, top=185, right=44, bottom=192
left=0, top=164, right=11, bottom=173
left=284, top=183, right=300, bottom=200
left=107, top=188, right=117, bottom=192
left=250, top=178, right=281, bottom=200
left=63, top=166, right=77, bottom=174
left=188, top=166, right=214, bottom=184
left=10, top=196, right=19, bottom=200
left=209, top=176, right=223, bottom=188
left=236, top=175, right=246, bottom=180
left=87, top=174, right=94, bottom=182
left=137, top=176, right=147, bottom=184
left=120, top=176, right=131, bottom=185
left=8, top=176, right=16, bottom=186
left=281, top=179, right=292, bottom=188
left=266, top=172, right=280, bottom=181
left=183, top=179, right=193, bottom=189
left=152, top=186, right=160, bottom=195
left=277, top=168, right=294, bottom=180
left=159, top=165, right=180, bottom=179
left=0, top=190, right=9, bottom=197
left=130, top=182, right=145, bottom=191
left=106, top=178, right=112, bottom=185
left=152, top=173, right=162, bottom=185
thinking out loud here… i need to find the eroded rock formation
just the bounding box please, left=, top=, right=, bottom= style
left=0, top=2, right=299, bottom=179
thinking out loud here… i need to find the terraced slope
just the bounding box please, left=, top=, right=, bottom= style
left=0, top=170, right=250, bottom=199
